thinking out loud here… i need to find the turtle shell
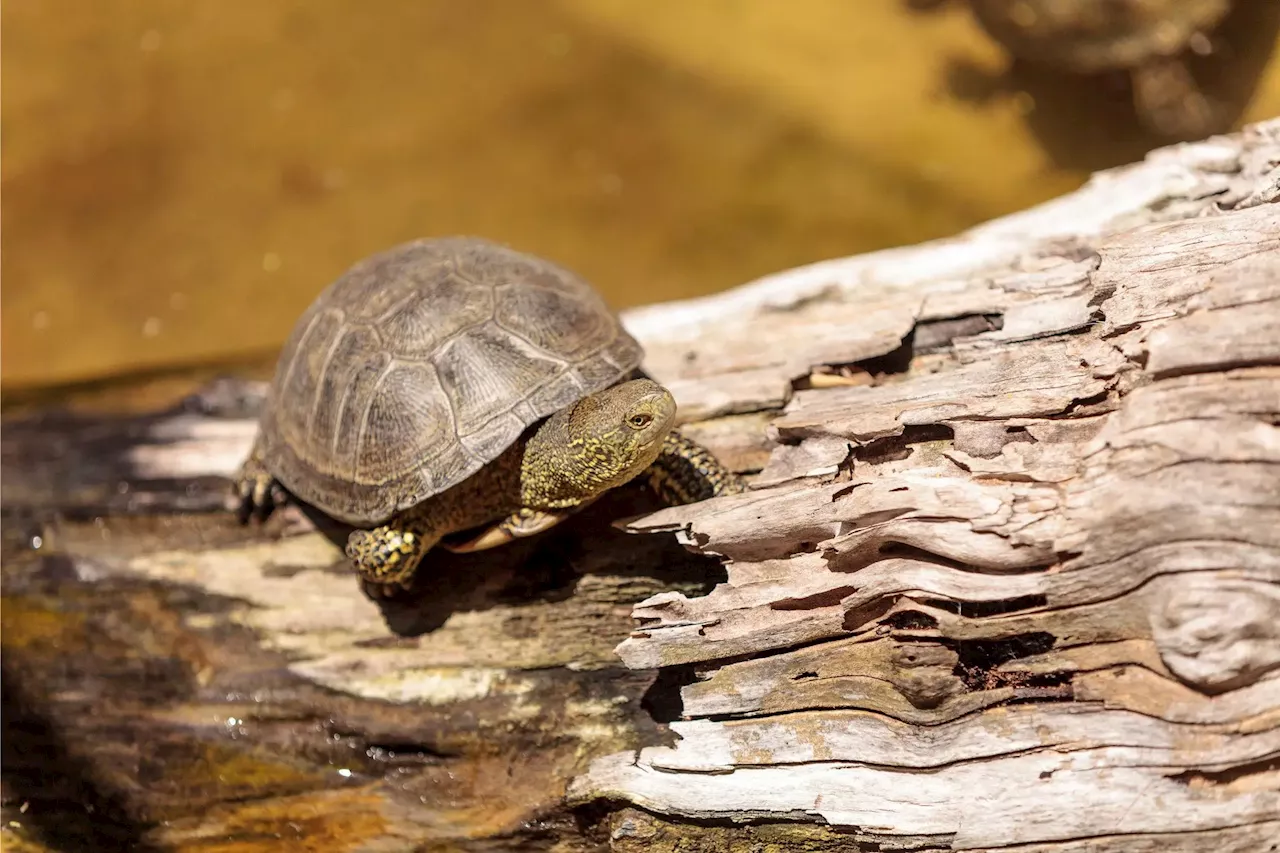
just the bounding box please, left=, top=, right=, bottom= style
left=257, top=236, right=644, bottom=525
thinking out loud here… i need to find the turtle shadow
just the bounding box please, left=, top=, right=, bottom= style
left=906, top=0, right=1280, bottom=171
left=296, top=487, right=726, bottom=638
left=1, top=659, right=165, bottom=852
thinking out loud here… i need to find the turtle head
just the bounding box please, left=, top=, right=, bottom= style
left=522, top=378, right=676, bottom=507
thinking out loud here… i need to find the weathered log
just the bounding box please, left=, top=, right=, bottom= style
left=3, top=119, right=1278, bottom=852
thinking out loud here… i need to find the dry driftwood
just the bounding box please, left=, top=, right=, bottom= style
left=3, top=119, right=1279, bottom=852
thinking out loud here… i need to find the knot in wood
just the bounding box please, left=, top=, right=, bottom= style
left=1150, top=574, right=1280, bottom=693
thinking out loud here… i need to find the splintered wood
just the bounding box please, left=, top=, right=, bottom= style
left=570, top=124, right=1280, bottom=850
left=2, top=120, right=1278, bottom=851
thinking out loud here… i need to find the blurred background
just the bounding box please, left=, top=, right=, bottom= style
left=3, top=0, right=1279, bottom=403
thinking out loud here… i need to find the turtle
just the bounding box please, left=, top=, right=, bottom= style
left=232, top=236, right=743, bottom=595
left=964, top=0, right=1232, bottom=139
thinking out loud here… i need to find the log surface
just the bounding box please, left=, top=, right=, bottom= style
left=3, top=120, right=1279, bottom=852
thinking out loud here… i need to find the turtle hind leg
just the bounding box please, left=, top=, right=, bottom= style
left=345, top=505, right=444, bottom=596
left=646, top=429, right=746, bottom=506
left=232, top=437, right=288, bottom=523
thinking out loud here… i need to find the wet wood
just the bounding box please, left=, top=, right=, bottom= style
left=3, top=119, right=1279, bottom=851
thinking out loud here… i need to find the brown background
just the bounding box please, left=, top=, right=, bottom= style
left=4, top=0, right=1278, bottom=391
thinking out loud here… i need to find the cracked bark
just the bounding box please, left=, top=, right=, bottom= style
left=3, top=120, right=1278, bottom=851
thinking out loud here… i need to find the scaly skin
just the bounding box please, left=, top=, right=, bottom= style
left=234, top=379, right=747, bottom=595
left=345, top=439, right=528, bottom=590
left=649, top=430, right=746, bottom=505
left=345, top=379, right=675, bottom=594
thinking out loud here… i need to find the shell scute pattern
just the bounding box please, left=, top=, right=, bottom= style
left=331, top=350, right=394, bottom=480
left=330, top=243, right=439, bottom=323
left=577, top=341, right=641, bottom=389
left=257, top=236, right=644, bottom=526
left=274, top=307, right=344, bottom=459
left=306, top=322, right=382, bottom=474
left=374, top=267, right=493, bottom=357
left=525, top=370, right=589, bottom=415
left=356, top=361, right=458, bottom=488
left=432, top=322, right=568, bottom=440
left=495, top=281, right=614, bottom=361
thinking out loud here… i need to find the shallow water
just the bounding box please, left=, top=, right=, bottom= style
left=3, top=0, right=1278, bottom=396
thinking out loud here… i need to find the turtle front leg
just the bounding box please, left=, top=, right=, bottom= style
left=646, top=429, right=746, bottom=506
left=232, top=435, right=288, bottom=523
left=345, top=505, right=444, bottom=595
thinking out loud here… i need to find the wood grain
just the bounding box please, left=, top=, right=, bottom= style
left=4, top=119, right=1279, bottom=851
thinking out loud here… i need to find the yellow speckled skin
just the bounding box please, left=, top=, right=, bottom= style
left=233, top=238, right=748, bottom=596
left=341, top=378, right=745, bottom=593
left=343, top=437, right=527, bottom=589
left=519, top=379, right=676, bottom=508
left=649, top=430, right=746, bottom=505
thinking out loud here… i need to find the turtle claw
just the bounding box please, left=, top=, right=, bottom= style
left=232, top=452, right=286, bottom=524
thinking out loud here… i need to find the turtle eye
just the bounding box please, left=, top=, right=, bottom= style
left=627, top=413, right=653, bottom=429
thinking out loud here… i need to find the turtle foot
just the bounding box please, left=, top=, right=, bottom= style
left=345, top=519, right=436, bottom=595
left=232, top=452, right=288, bottom=523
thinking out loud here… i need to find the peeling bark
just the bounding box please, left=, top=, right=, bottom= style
left=3, top=120, right=1279, bottom=851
